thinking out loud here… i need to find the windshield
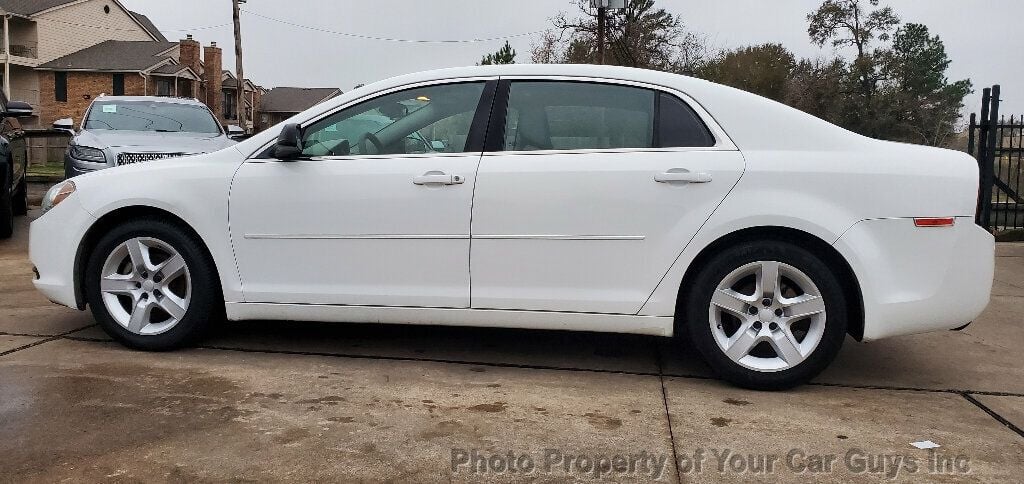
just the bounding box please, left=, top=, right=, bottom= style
left=84, top=101, right=222, bottom=134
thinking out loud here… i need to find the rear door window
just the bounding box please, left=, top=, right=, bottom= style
left=503, top=81, right=655, bottom=151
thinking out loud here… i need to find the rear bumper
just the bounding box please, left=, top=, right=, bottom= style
left=834, top=217, right=994, bottom=341
left=29, top=194, right=95, bottom=309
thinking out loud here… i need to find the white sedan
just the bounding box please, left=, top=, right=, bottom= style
left=30, top=65, right=993, bottom=389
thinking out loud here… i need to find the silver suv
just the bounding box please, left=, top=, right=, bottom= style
left=63, top=96, right=239, bottom=178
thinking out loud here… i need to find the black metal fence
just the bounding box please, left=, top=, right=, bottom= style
left=970, top=85, right=1024, bottom=231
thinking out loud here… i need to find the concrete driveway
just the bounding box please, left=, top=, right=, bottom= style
left=2, top=209, right=1023, bottom=482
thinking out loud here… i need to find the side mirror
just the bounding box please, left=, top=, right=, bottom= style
left=273, top=123, right=303, bottom=160
left=53, top=118, right=74, bottom=131
left=226, top=124, right=245, bottom=139
left=5, top=101, right=33, bottom=118
left=430, top=140, right=446, bottom=151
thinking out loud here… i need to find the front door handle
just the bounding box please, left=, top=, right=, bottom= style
left=654, top=169, right=712, bottom=184
left=413, top=171, right=464, bottom=185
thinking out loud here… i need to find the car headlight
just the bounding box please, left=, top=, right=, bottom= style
left=41, top=181, right=76, bottom=214
left=69, top=145, right=106, bottom=163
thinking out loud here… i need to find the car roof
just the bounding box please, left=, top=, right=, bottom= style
left=91, top=96, right=206, bottom=106
left=242, top=64, right=872, bottom=153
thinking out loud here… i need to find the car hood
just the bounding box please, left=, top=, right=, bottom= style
left=75, top=130, right=236, bottom=154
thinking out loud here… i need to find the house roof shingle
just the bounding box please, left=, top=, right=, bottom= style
left=130, top=11, right=168, bottom=42
left=261, top=87, right=343, bottom=113
left=151, top=64, right=187, bottom=74
left=37, top=40, right=177, bottom=71
left=0, top=0, right=76, bottom=16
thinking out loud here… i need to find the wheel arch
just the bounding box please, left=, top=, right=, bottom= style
left=674, top=225, right=865, bottom=341
left=73, top=205, right=223, bottom=310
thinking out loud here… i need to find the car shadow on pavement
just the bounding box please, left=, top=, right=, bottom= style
left=200, top=320, right=702, bottom=377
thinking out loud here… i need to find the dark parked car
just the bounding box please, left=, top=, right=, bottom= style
left=0, top=93, right=33, bottom=239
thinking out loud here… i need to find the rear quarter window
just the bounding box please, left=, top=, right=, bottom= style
left=657, top=92, right=716, bottom=148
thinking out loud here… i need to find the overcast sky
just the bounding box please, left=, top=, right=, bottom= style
left=120, top=0, right=1024, bottom=116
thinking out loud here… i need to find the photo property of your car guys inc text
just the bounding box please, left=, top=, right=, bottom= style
left=1, top=0, right=1022, bottom=482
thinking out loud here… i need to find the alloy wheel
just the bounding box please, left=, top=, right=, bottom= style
left=99, top=237, right=192, bottom=335
left=708, top=260, right=827, bottom=372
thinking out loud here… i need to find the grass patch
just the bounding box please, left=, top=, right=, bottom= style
left=27, top=162, right=64, bottom=179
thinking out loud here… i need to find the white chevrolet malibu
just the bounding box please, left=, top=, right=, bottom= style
left=30, top=65, right=994, bottom=389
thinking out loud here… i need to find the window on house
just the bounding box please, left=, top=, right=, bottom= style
left=223, top=89, right=237, bottom=120
left=54, top=72, right=68, bottom=102
left=112, top=73, right=125, bottom=96
left=155, top=79, right=172, bottom=97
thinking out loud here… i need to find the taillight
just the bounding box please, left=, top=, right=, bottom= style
left=914, top=217, right=956, bottom=227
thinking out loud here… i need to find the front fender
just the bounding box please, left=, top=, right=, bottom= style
left=72, top=149, right=246, bottom=302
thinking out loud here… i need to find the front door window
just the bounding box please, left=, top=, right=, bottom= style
left=301, top=82, right=486, bottom=157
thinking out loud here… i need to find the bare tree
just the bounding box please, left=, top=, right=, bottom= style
left=533, top=0, right=712, bottom=73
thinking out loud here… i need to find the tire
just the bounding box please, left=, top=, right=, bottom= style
left=683, top=240, right=847, bottom=390
left=0, top=170, right=13, bottom=239
left=13, top=175, right=27, bottom=216
left=85, top=218, right=221, bottom=350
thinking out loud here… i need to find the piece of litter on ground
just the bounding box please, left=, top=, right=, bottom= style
left=910, top=440, right=941, bottom=449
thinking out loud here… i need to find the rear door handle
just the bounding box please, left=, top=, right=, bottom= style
left=413, top=171, right=464, bottom=185
left=654, top=169, right=712, bottom=184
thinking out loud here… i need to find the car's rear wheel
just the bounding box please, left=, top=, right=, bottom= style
left=13, top=175, right=27, bottom=216
left=683, top=240, right=847, bottom=390
left=85, top=219, right=220, bottom=350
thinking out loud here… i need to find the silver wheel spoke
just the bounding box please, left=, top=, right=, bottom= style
left=770, top=330, right=803, bottom=365
left=100, top=276, right=136, bottom=294
left=127, top=299, right=153, bottom=333
left=783, top=294, right=825, bottom=320
left=159, top=254, right=187, bottom=280
left=711, top=288, right=752, bottom=317
left=126, top=238, right=153, bottom=272
left=725, top=324, right=759, bottom=361
left=158, top=295, right=187, bottom=320
left=757, top=261, right=781, bottom=299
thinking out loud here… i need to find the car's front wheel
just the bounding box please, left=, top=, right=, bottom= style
left=684, top=240, right=847, bottom=390
left=85, top=219, right=220, bottom=350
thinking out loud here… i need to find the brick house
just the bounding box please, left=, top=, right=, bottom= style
left=222, top=70, right=265, bottom=133
left=0, top=0, right=164, bottom=126
left=0, top=0, right=261, bottom=131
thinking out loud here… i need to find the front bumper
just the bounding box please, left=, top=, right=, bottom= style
left=834, top=217, right=995, bottom=341
left=29, top=193, right=96, bottom=309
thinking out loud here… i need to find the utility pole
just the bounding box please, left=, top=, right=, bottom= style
left=592, top=0, right=624, bottom=65
left=232, top=0, right=246, bottom=131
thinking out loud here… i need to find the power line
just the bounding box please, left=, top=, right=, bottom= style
left=240, top=9, right=543, bottom=44
left=30, top=9, right=541, bottom=43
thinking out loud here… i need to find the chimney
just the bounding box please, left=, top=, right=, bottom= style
left=178, top=35, right=202, bottom=97
left=203, top=41, right=223, bottom=121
